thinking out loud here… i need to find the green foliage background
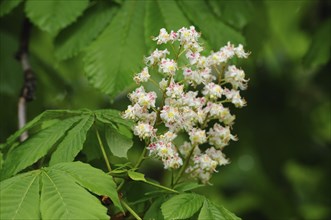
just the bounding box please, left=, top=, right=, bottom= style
left=0, top=0, right=330, bottom=219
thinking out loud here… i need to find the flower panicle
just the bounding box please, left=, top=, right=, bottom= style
left=122, top=26, right=250, bottom=184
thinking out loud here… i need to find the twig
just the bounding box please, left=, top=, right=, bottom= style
left=16, top=18, right=36, bottom=142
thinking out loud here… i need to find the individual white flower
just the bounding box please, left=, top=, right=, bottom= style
left=159, top=58, right=178, bottom=76
left=153, top=28, right=170, bottom=44
left=166, top=82, right=184, bottom=98
left=196, top=154, right=218, bottom=171
left=140, top=111, right=157, bottom=125
left=224, top=89, right=246, bottom=108
left=163, top=155, right=183, bottom=169
left=134, top=122, right=156, bottom=139
left=208, top=51, right=228, bottom=65
left=157, top=142, right=175, bottom=159
left=205, top=147, right=229, bottom=166
left=234, top=44, right=250, bottom=58
left=137, top=91, right=157, bottom=109
left=177, top=26, right=200, bottom=47
left=224, top=65, right=248, bottom=90
left=189, top=128, right=207, bottom=145
left=134, top=67, right=150, bottom=84
left=128, top=86, right=145, bottom=103
left=122, top=103, right=145, bottom=121
left=159, top=78, right=168, bottom=91
left=145, top=49, right=170, bottom=66
left=160, top=105, right=180, bottom=124
left=220, top=42, right=236, bottom=60
left=148, top=140, right=183, bottom=169
left=196, top=56, right=209, bottom=68
left=183, top=68, right=202, bottom=85
left=202, top=82, right=223, bottom=100
left=159, top=131, right=177, bottom=142
left=208, top=123, right=237, bottom=149
left=186, top=50, right=200, bottom=65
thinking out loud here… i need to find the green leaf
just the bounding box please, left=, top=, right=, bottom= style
left=174, top=181, right=204, bottom=192
left=144, top=197, right=165, bottom=220
left=198, top=199, right=223, bottom=220
left=199, top=200, right=241, bottom=220
left=25, top=0, right=89, bottom=34
left=51, top=162, right=122, bottom=211
left=0, top=0, right=22, bottom=17
left=0, top=171, right=40, bottom=220
left=84, top=0, right=146, bottom=97
left=207, top=0, right=253, bottom=30
left=105, top=126, right=133, bottom=158
left=1, top=163, right=116, bottom=219
left=128, top=170, right=147, bottom=182
left=3, top=109, right=85, bottom=149
left=178, top=1, right=245, bottom=48
left=49, top=114, right=94, bottom=165
left=161, top=193, right=204, bottom=219
left=145, top=0, right=190, bottom=47
left=54, top=1, right=119, bottom=60
left=40, top=168, right=108, bottom=219
left=95, top=109, right=133, bottom=128
left=218, top=206, right=242, bottom=220
left=1, top=116, right=82, bottom=180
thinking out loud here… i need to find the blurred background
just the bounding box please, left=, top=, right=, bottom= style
left=1, top=0, right=330, bottom=219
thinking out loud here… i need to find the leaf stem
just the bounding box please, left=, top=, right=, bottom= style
left=134, top=147, right=147, bottom=169
left=95, top=126, right=112, bottom=172
left=121, top=200, right=142, bottom=220
left=173, top=145, right=196, bottom=185
left=145, top=180, right=179, bottom=194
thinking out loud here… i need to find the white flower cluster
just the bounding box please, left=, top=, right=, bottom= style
left=122, top=26, right=250, bottom=184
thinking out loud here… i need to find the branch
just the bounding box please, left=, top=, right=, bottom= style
left=15, top=18, right=36, bottom=142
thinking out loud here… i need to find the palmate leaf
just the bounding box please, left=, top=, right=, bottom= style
left=0, top=0, right=22, bottom=17
left=0, top=171, right=41, bottom=219
left=54, top=1, right=119, bottom=60
left=1, top=116, right=82, bottom=180
left=1, top=109, right=133, bottom=179
left=161, top=193, right=204, bottom=219
left=49, top=114, right=94, bottom=165
left=25, top=0, right=89, bottom=34
left=177, top=1, right=245, bottom=48
left=0, top=162, right=119, bottom=219
left=84, top=0, right=146, bottom=97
